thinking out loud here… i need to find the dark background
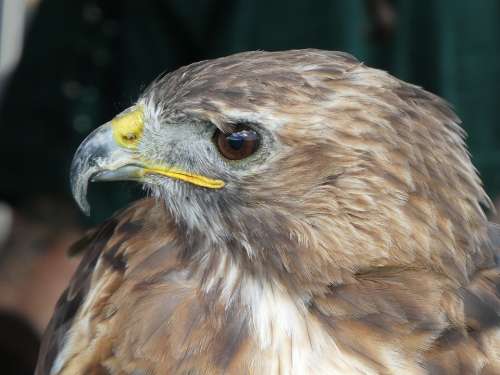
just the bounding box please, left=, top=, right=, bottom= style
left=0, top=1, right=499, bottom=373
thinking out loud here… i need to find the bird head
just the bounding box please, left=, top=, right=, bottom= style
left=71, top=50, right=490, bottom=285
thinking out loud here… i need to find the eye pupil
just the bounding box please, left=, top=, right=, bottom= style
left=227, top=133, right=246, bottom=150
left=215, top=127, right=260, bottom=160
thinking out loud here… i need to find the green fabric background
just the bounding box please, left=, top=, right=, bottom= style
left=1, top=0, right=499, bottom=222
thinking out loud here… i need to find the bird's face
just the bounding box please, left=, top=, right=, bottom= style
left=72, top=50, right=488, bottom=282
left=71, top=94, right=280, bottom=233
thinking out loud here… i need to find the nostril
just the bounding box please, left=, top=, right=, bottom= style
left=123, top=133, right=137, bottom=142
left=111, top=106, right=144, bottom=149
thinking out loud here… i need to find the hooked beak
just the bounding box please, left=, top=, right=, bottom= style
left=70, top=121, right=141, bottom=215
left=70, top=107, right=224, bottom=215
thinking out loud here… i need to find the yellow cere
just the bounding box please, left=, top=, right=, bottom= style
left=143, top=165, right=225, bottom=189
left=111, top=107, right=144, bottom=149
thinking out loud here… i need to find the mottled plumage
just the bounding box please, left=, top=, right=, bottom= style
left=37, top=50, right=500, bottom=374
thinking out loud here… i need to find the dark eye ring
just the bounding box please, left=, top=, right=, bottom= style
left=214, top=126, right=260, bottom=160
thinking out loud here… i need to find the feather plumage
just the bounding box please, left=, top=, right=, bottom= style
left=37, top=50, right=500, bottom=374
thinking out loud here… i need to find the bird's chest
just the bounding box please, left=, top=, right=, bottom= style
left=52, top=266, right=416, bottom=375
left=237, top=282, right=380, bottom=375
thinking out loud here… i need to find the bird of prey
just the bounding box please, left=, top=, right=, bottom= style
left=36, top=50, right=500, bottom=375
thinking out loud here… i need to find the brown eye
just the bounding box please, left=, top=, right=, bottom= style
left=215, top=127, right=260, bottom=160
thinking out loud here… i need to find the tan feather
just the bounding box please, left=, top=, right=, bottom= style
left=37, top=50, right=500, bottom=374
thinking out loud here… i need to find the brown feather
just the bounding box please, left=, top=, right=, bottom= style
left=37, top=50, right=500, bottom=374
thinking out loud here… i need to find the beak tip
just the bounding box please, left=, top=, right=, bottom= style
left=71, top=183, right=91, bottom=216
left=70, top=166, right=92, bottom=216
left=79, top=200, right=91, bottom=216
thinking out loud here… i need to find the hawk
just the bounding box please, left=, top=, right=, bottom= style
left=36, top=50, right=500, bottom=374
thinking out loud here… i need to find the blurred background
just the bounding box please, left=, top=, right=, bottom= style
left=0, top=0, right=499, bottom=373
